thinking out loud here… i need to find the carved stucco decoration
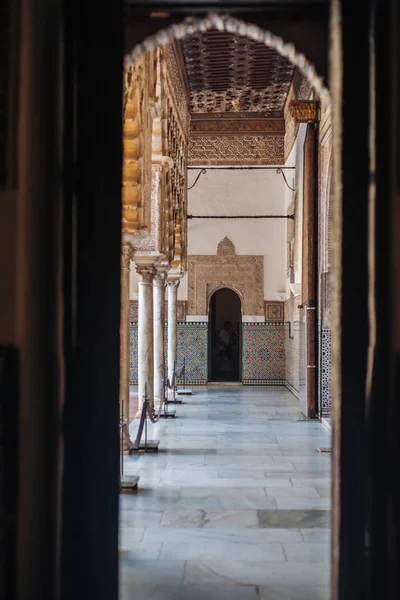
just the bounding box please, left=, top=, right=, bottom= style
left=180, top=29, right=294, bottom=113
left=163, top=42, right=190, bottom=271
left=190, top=118, right=285, bottom=136
left=189, top=87, right=291, bottom=114
left=207, top=282, right=244, bottom=308
left=289, top=100, right=319, bottom=123
left=217, top=237, right=236, bottom=256
left=122, top=51, right=157, bottom=235
left=264, top=301, right=284, bottom=321
left=188, top=239, right=264, bottom=316
left=126, top=15, right=331, bottom=115
left=165, top=42, right=190, bottom=134
left=135, top=164, right=166, bottom=254
left=188, top=135, right=284, bottom=166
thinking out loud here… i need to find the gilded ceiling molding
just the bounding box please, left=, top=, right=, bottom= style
left=188, top=238, right=264, bottom=316
left=289, top=100, right=319, bottom=123
left=190, top=87, right=291, bottom=114
left=188, top=135, right=284, bottom=166
left=180, top=29, right=294, bottom=113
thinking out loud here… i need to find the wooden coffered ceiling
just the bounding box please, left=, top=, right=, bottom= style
left=179, top=29, right=295, bottom=115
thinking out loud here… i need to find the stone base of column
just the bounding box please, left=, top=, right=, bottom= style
left=120, top=475, right=140, bottom=492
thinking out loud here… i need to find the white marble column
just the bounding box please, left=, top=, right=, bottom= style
left=120, top=242, right=134, bottom=425
left=167, top=278, right=180, bottom=391
left=153, top=269, right=167, bottom=405
left=137, top=265, right=156, bottom=409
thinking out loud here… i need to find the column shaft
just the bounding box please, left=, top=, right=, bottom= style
left=167, top=279, right=180, bottom=386
left=137, top=269, right=155, bottom=408
left=153, top=273, right=166, bottom=404
left=120, top=243, right=133, bottom=424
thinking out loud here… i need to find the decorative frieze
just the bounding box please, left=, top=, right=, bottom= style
left=188, top=135, right=284, bottom=166
left=190, top=118, right=285, bottom=136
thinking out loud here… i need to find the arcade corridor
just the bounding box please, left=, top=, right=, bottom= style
left=119, top=387, right=331, bottom=599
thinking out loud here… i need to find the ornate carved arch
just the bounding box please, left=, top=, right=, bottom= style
left=207, top=283, right=243, bottom=313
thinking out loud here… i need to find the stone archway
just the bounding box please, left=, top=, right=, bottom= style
left=188, top=237, right=264, bottom=317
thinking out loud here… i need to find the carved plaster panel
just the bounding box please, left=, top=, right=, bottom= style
left=264, top=301, right=284, bottom=321
left=188, top=135, right=284, bottom=166
left=135, top=165, right=165, bottom=254
left=165, top=42, right=190, bottom=136
left=217, top=236, right=236, bottom=256
left=188, top=240, right=264, bottom=316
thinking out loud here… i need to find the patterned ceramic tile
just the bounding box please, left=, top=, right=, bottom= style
left=242, top=323, right=285, bottom=385
left=321, top=328, right=332, bottom=417
left=130, top=322, right=208, bottom=385
left=129, top=323, right=138, bottom=384
left=177, top=323, right=208, bottom=384
left=285, top=321, right=300, bottom=396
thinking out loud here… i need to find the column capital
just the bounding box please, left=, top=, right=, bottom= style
left=154, top=269, right=167, bottom=286
left=121, top=242, right=134, bottom=269
left=167, top=278, right=180, bottom=291
left=136, top=265, right=156, bottom=284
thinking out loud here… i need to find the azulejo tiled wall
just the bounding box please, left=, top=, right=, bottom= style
left=177, top=322, right=208, bottom=384
left=285, top=321, right=300, bottom=397
left=130, top=321, right=208, bottom=385
left=129, top=323, right=138, bottom=385
left=320, top=327, right=332, bottom=417
left=242, top=323, right=286, bottom=385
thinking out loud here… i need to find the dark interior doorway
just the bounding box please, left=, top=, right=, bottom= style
left=208, top=288, right=242, bottom=382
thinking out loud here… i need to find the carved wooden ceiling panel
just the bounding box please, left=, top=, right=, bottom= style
left=180, top=30, right=295, bottom=114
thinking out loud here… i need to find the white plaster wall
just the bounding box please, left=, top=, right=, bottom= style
left=129, top=162, right=300, bottom=305
left=284, top=123, right=307, bottom=299
left=187, top=167, right=287, bottom=300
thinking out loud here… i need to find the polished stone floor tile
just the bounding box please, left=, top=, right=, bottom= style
left=183, top=560, right=330, bottom=586
left=120, top=584, right=260, bottom=600
left=160, top=508, right=260, bottom=528
left=121, top=561, right=185, bottom=585
left=159, top=539, right=285, bottom=561
left=257, top=510, right=331, bottom=528
left=142, top=527, right=304, bottom=544
left=283, top=542, right=330, bottom=562
left=120, top=387, right=332, bottom=598
left=258, top=585, right=330, bottom=599
left=275, top=497, right=331, bottom=510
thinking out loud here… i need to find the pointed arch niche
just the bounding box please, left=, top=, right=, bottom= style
left=187, top=237, right=264, bottom=317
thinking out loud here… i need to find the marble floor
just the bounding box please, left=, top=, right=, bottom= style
left=119, top=386, right=332, bottom=600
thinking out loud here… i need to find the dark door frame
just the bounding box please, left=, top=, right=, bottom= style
left=4, top=1, right=399, bottom=599
left=208, top=288, right=242, bottom=383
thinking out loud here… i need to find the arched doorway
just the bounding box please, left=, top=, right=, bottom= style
left=208, top=288, right=242, bottom=382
